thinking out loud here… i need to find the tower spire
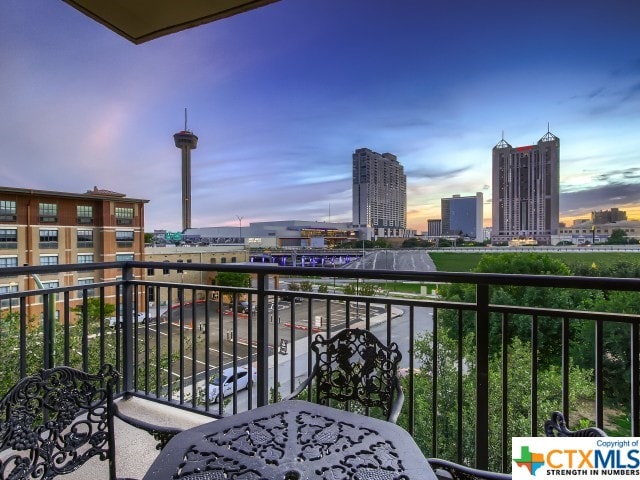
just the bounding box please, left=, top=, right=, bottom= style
left=174, top=110, right=198, bottom=232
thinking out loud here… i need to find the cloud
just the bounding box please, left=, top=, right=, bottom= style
left=560, top=182, right=640, bottom=216
left=593, top=167, right=640, bottom=183
left=406, top=165, right=471, bottom=180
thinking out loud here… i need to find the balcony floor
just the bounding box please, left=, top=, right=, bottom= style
left=66, top=398, right=214, bottom=480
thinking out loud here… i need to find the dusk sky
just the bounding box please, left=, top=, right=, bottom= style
left=2, top=0, right=640, bottom=232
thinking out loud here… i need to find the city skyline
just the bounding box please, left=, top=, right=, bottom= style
left=1, top=0, right=640, bottom=232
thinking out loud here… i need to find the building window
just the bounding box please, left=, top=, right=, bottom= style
left=0, top=283, right=19, bottom=308
left=0, top=229, right=18, bottom=248
left=115, top=207, right=134, bottom=225
left=39, top=229, right=58, bottom=248
left=39, top=203, right=58, bottom=223
left=221, top=258, right=227, bottom=264
left=163, top=260, right=170, bottom=275
left=0, top=256, right=18, bottom=268
left=210, top=258, right=216, bottom=264
left=231, top=257, right=237, bottom=263
left=39, top=255, right=58, bottom=266
left=77, top=253, right=94, bottom=264
left=177, top=259, right=184, bottom=273
left=147, top=268, right=155, bottom=276
left=116, top=253, right=134, bottom=262
left=77, top=229, right=93, bottom=248
left=116, top=230, right=134, bottom=247
left=0, top=200, right=16, bottom=222
left=77, top=205, right=94, bottom=224
left=77, top=277, right=95, bottom=298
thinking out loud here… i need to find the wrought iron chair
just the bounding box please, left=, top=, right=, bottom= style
left=283, top=328, right=404, bottom=423
left=544, top=411, right=607, bottom=437
left=427, top=458, right=512, bottom=480
left=0, top=364, right=182, bottom=480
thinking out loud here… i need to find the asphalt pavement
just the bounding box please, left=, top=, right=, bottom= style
left=342, top=249, right=437, bottom=271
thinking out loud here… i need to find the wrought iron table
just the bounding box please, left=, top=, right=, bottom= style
left=143, top=399, right=436, bottom=480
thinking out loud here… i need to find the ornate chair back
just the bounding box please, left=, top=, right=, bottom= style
left=289, top=328, right=404, bottom=422
left=0, top=364, right=118, bottom=480
left=544, top=411, right=607, bottom=437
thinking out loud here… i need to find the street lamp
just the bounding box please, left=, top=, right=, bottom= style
left=236, top=215, right=243, bottom=240
left=236, top=215, right=245, bottom=258
left=32, top=274, right=55, bottom=368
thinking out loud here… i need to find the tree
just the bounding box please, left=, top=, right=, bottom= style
left=397, top=333, right=595, bottom=472
left=437, top=253, right=580, bottom=366
left=343, top=282, right=377, bottom=296
left=607, top=229, right=628, bottom=245
left=71, top=298, right=115, bottom=327
left=0, top=309, right=114, bottom=395
left=214, top=272, right=251, bottom=306
left=213, top=272, right=251, bottom=288
left=373, top=238, right=390, bottom=248
left=402, top=237, right=421, bottom=248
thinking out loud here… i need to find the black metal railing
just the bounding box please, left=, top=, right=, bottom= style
left=0, top=260, right=639, bottom=473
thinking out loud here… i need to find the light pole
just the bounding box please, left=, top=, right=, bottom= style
left=236, top=216, right=244, bottom=254
left=32, top=274, right=55, bottom=368
left=236, top=215, right=243, bottom=239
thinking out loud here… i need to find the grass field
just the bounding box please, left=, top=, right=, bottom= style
left=429, top=251, right=640, bottom=273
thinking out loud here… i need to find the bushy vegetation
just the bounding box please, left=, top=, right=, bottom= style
left=397, top=335, right=594, bottom=471
left=0, top=301, right=189, bottom=399
left=397, top=252, right=640, bottom=470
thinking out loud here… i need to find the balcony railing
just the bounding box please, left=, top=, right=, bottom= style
left=0, top=260, right=639, bottom=473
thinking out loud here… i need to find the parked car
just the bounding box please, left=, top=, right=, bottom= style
left=207, top=366, right=256, bottom=403
left=236, top=301, right=275, bottom=314
left=278, top=294, right=303, bottom=304
left=107, top=312, right=147, bottom=328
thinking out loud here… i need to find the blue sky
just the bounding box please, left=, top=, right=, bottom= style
left=2, top=0, right=640, bottom=232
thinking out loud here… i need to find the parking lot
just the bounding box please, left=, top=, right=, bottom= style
left=138, top=296, right=385, bottom=401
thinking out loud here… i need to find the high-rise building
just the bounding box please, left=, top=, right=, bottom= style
left=174, top=112, right=198, bottom=232
left=491, top=130, right=560, bottom=245
left=441, top=193, right=483, bottom=241
left=352, top=148, right=407, bottom=239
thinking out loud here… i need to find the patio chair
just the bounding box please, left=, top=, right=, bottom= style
left=0, top=364, right=182, bottom=480
left=427, top=458, right=512, bottom=480
left=544, top=411, right=607, bottom=437
left=283, top=328, right=404, bottom=423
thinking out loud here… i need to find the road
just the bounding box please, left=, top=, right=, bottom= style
left=342, top=249, right=437, bottom=271
left=217, top=303, right=434, bottom=414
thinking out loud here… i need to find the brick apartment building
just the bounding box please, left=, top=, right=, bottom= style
left=0, top=186, right=148, bottom=320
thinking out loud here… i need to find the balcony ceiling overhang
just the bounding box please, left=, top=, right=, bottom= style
left=62, top=0, right=280, bottom=44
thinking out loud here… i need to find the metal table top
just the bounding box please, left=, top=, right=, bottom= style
left=143, top=400, right=436, bottom=480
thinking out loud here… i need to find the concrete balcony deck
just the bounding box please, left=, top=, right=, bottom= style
left=66, top=398, right=214, bottom=480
